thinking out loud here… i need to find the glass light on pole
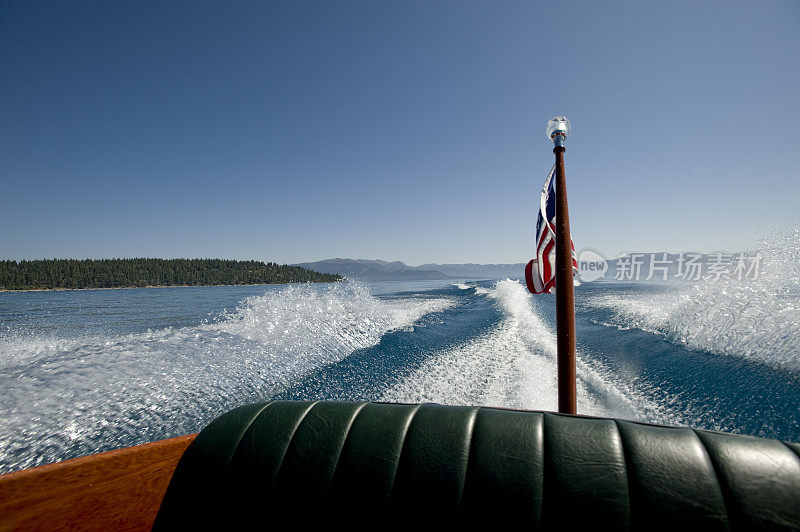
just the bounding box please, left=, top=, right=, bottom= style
left=546, top=116, right=571, bottom=146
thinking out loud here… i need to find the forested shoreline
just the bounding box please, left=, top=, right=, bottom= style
left=0, top=259, right=341, bottom=291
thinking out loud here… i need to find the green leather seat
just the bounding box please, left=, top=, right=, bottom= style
left=153, top=401, right=800, bottom=530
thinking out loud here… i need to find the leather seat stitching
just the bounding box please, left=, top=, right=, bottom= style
left=613, top=419, right=634, bottom=531
left=229, top=401, right=274, bottom=462
left=387, top=403, right=424, bottom=500
left=693, top=429, right=733, bottom=530
left=541, top=412, right=558, bottom=527
left=272, top=400, right=320, bottom=482
left=326, top=402, right=370, bottom=493
left=455, top=406, right=480, bottom=511
left=225, top=401, right=274, bottom=469
left=781, top=441, right=800, bottom=463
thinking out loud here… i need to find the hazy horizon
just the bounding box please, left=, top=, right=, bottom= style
left=1, top=248, right=770, bottom=270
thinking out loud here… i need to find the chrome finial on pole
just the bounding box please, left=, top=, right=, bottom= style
left=546, top=116, right=571, bottom=147
left=546, top=115, right=577, bottom=414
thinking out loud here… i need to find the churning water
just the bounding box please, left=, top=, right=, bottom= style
left=1, top=241, right=799, bottom=473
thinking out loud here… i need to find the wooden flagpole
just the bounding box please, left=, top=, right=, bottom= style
left=548, top=117, right=577, bottom=414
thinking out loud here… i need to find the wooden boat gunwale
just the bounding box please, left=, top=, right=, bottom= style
left=0, top=433, right=196, bottom=531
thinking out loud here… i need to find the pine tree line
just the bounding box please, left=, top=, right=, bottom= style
left=0, top=258, right=341, bottom=290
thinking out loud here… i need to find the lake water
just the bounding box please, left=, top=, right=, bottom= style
left=1, top=267, right=799, bottom=473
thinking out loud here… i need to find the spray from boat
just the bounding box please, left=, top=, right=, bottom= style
left=0, top=283, right=453, bottom=473
left=582, top=230, right=800, bottom=372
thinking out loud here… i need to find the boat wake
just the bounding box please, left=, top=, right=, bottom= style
left=382, top=279, right=674, bottom=424
left=582, top=231, right=800, bottom=372
left=0, top=282, right=452, bottom=473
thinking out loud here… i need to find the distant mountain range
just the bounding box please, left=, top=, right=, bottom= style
left=295, top=259, right=526, bottom=281
left=297, top=252, right=753, bottom=283
left=420, top=262, right=527, bottom=279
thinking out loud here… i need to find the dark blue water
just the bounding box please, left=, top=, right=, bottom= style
left=1, top=276, right=798, bottom=474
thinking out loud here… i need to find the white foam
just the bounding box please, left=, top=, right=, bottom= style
left=382, top=279, right=669, bottom=423
left=0, top=282, right=453, bottom=472
left=583, top=231, right=800, bottom=371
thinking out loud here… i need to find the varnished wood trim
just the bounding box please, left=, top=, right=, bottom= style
left=0, top=434, right=196, bottom=531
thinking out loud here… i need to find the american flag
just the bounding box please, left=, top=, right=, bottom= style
left=525, top=164, right=577, bottom=294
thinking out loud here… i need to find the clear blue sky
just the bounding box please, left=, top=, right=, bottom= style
left=1, top=1, right=798, bottom=265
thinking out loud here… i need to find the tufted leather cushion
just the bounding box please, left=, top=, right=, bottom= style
left=153, top=402, right=800, bottom=530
